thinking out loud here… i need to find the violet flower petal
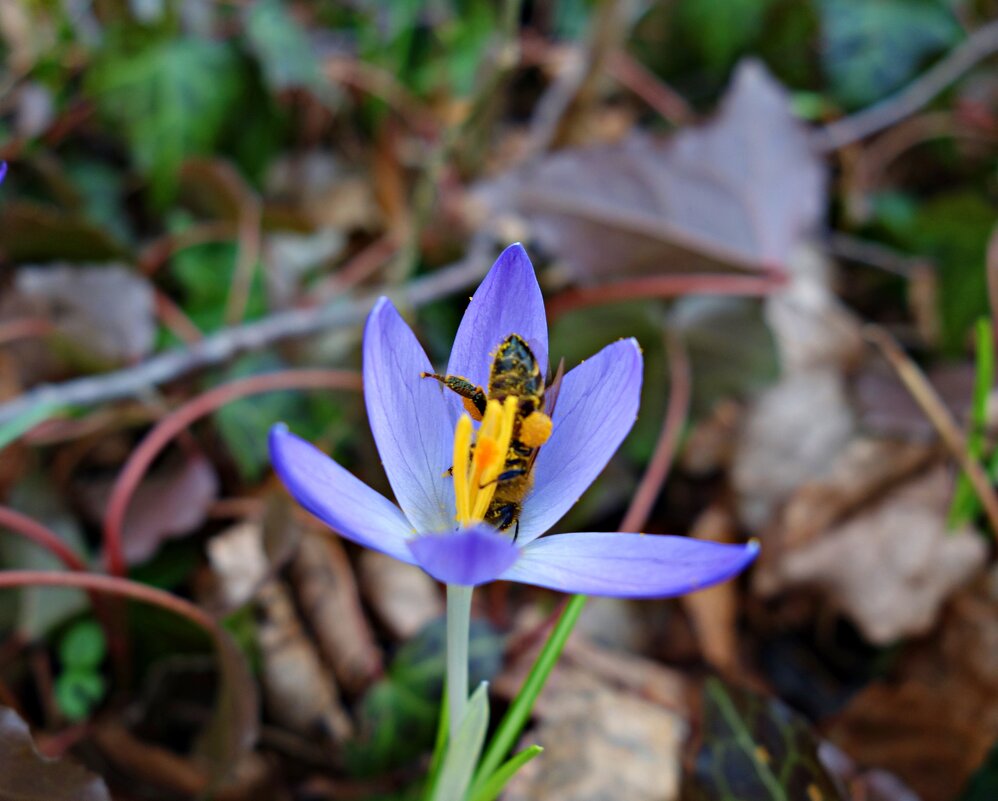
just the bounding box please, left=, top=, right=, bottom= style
left=364, top=297, right=456, bottom=533
left=502, top=533, right=759, bottom=598
left=517, top=338, right=643, bottom=543
left=446, top=244, right=548, bottom=399
left=408, top=526, right=520, bottom=586
left=269, top=425, right=418, bottom=564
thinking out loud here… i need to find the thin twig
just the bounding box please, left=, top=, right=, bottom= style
left=224, top=191, right=263, bottom=325
left=547, top=273, right=786, bottom=320
left=826, top=231, right=932, bottom=278
left=987, top=226, right=998, bottom=330
left=0, top=317, right=57, bottom=346
left=606, top=49, right=694, bottom=127
left=103, top=369, right=362, bottom=577
left=0, top=247, right=493, bottom=429
left=865, top=325, right=998, bottom=539
left=814, top=19, right=998, bottom=151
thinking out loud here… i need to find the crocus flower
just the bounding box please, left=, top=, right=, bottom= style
left=269, top=244, right=757, bottom=596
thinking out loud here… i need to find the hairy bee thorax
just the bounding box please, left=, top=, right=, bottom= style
left=423, top=334, right=553, bottom=535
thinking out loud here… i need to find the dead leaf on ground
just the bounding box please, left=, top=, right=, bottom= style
left=0, top=705, right=110, bottom=801
left=11, top=264, right=156, bottom=363
left=206, top=522, right=352, bottom=743
left=79, top=453, right=219, bottom=566
left=762, top=466, right=987, bottom=644
left=475, top=59, right=826, bottom=279
left=291, top=530, right=383, bottom=695
left=358, top=550, right=443, bottom=640
left=680, top=505, right=740, bottom=674
left=733, top=368, right=856, bottom=531
left=828, top=680, right=989, bottom=801
left=93, top=722, right=277, bottom=801
left=502, top=687, right=687, bottom=801
left=818, top=741, right=923, bottom=801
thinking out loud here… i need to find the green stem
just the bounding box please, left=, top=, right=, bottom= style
left=446, top=584, right=474, bottom=737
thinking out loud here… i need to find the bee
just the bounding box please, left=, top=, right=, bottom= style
left=422, top=334, right=553, bottom=539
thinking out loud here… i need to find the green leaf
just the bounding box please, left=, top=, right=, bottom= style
left=59, top=619, right=107, bottom=670
left=470, top=595, right=587, bottom=798
left=54, top=669, right=106, bottom=722
left=676, top=0, right=777, bottom=69
left=949, top=318, right=994, bottom=529
left=430, top=682, right=490, bottom=801
left=244, top=0, right=323, bottom=92
left=87, top=38, right=243, bottom=203
left=819, top=0, right=961, bottom=108
left=686, top=678, right=845, bottom=801
left=470, top=745, right=544, bottom=801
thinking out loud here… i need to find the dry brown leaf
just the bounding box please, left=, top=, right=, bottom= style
left=93, top=722, right=277, bottom=801
left=476, top=59, right=825, bottom=279
left=733, top=368, right=856, bottom=531
left=358, top=550, right=443, bottom=640
left=827, top=681, right=989, bottom=801
left=12, top=264, right=156, bottom=363
left=291, top=530, right=382, bottom=695
left=680, top=505, right=740, bottom=673
left=779, top=438, right=937, bottom=550
left=764, top=466, right=987, bottom=644
left=207, top=523, right=352, bottom=742
left=80, top=453, right=219, bottom=565
left=502, top=688, right=686, bottom=801
left=0, top=706, right=110, bottom=801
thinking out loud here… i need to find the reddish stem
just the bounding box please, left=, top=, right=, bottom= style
left=154, top=290, right=204, bottom=344
left=0, top=570, right=218, bottom=637
left=102, top=369, right=362, bottom=577
left=0, top=506, right=89, bottom=572
left=0, top=317, right=57, bottom=346
left=547, top=272, right=787, bottom=320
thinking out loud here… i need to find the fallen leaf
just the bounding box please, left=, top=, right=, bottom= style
left=80, top=453, right=219, bottom=566
left=503, top=687, right=687, bottom=801
left=291, top=530, right=383, bottom=695
left=11, top=264, right=155, bottom=365
left=0, top=202, right=127, bottom=263
left=358, top=550, right=443, bottom=640
left=686, top=678, right=845, bottom=801
left=476, top=59, right=825, bottom=278
left=206, top=521, right=352, bottom=743
left=818, top=741, right=923, bottom=801
left=0, top=705, right=110, bottom=801
left=763, top=466, right=987, bottom=644
left=680, top=505, right=740, bottom=673
left=828, top=681, right=990, bottom=801
left=733, top=368, right=856, bottom=531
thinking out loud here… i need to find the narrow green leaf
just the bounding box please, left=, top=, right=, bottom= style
left=431, top=681, right=490, bottom=801
left=949, top=318, right=995, bottom=529
left=0, top=403, right=64, bottom=452
left=470, top=595, right=587, bottom=796
left=470, top=745, right=543, bottom=801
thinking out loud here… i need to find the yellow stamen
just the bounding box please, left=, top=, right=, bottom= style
left=452, top=396, right=518, bottom=526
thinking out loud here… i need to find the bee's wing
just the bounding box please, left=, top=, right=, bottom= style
left=526, top=356, right=565, bottom=471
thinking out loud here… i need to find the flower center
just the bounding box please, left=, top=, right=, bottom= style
left=452, top=396, right=518, bottom=526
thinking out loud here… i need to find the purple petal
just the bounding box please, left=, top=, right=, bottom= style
left=446, top=244, right=548, bottom=397
left=501, top=532, right=758, bottom=597
left=269, top=425, right=417, bottom=564
left=364, top=297, right=456, bottom=533
left=0, top=162, right=7, bottom=184
left=409, top=525, right=520, bottom=586
left=517, top=338, right=643, bottom=543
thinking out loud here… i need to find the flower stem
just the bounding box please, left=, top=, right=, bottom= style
left=446, top=583, right=474, bottom=737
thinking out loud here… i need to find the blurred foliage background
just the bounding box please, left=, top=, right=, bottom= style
left=0, top=1, right=996, bottom=800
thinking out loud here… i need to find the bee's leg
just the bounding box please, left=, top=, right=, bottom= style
left=420, top=372, right=487, bottom=419
left=479, top=467, right=527, bottom=489
left=488, top=502, right=519, bottom=533
left=513, top=518, right=520, bottom=543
